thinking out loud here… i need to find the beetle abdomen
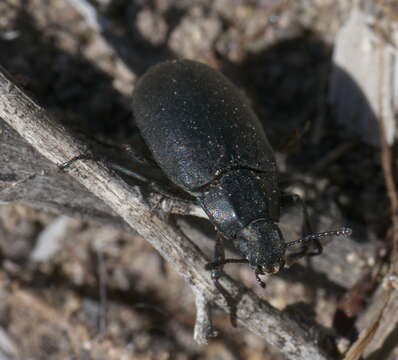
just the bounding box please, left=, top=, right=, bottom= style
left=132, top=59, right=277, bottom=191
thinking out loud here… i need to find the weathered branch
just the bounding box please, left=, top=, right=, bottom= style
left=0, top=67, right=331, bottom=359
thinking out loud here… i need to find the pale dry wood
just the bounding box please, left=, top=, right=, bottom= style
left=0, top=66, right=332, bottom=359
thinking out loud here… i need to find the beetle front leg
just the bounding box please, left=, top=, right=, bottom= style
left=207, top=233, right=240, bottom=327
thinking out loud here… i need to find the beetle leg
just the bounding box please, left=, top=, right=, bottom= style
left=206, top=234, right=241, bottom=327
left=205, top=234, right=249, bottom=278
left=59, top=154, right=155, bottom=185
left=285, top=239, right=323, bottom=265
left=281, top=192, right=313, bottom=234
left=60, top=154, right=189, bottom=203
left=101, top=163, right=192, bottom=202
left=281, top=192, right=323, bottom=257
left=285, top=243, right=322, bottom=266
left=285, top=251, right=305, bottom=266
left=58, top=154, right=95, bottom=170
left=305, top=238, right=323, bottom=256
left=210, top=233, right=226, bottom=281
left=60, top=154, right=161, bottom=189
left=285, top=244, right=317, bottom=265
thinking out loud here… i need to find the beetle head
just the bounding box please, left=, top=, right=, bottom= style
left=235, top=219, right=286, bottom=275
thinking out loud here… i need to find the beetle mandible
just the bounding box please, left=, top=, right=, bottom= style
left=132, top=59, right=351, bottom=286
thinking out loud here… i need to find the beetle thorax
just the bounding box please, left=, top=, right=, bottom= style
left=197, top=169, right=280, bottom=238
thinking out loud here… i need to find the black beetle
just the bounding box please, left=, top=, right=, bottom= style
left=132, top=59, right=351, bottom=286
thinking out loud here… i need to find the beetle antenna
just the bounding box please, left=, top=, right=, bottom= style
left=286, top=227, right=352, bottom=248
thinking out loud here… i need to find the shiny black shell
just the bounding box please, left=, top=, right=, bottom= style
left=133, top=60, right=280, bottom=237
left=132, top=60, right=277, bottom=191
